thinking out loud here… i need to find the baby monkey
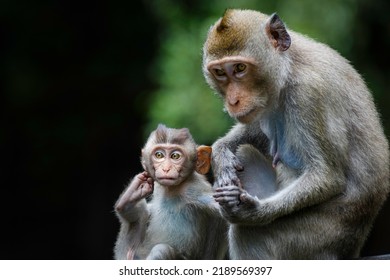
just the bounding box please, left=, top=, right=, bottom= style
left=114, top=124, right=226, bottom=260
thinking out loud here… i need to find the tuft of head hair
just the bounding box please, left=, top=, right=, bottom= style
left=204, top=9, right=269, bottom=57
left=144, top=124, right=197, bottom=157
left=153, top=124, right=195, bottom=146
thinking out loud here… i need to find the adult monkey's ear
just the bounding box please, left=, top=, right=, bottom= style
left=195, top=146, right=212, bottom=175
left=265, top=13, right=291, bottom=51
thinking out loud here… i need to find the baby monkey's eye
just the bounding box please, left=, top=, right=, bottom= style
left=170, top=152, right=182, bottom=160
left=234, top=63, right=246, bottom=73
left=154, top=151, right=165, bottom=159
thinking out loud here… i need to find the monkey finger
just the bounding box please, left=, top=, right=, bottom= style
left=143, top=184, right=153, bottom=194
left=240, top=192, right=257, bottom=206
left=240, top=192, right=250, bottom=201
left=146, top=177, right=154, bottom=185
left=234, top=162, right=244, bottom=172
left=215, top=185, right=241, bottom=193
left=214, top=191, right=241, bottom=199
left=214, top=194, right=240, bottom=203
left=138, top=172, right=149, bottom=181
left=214, top=193, right=240, bottom=203
left=214, top=192, right=241, bottom=200
left=231, top=177, right=242, bottom=188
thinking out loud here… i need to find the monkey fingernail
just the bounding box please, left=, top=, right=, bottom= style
left=236, top=164, right=244, bottom=171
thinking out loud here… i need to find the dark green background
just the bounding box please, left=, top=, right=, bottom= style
left=1, top=0, right=389, bottom=259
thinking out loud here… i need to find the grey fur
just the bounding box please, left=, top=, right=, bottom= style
left=204, top=9, right=390, bottom=259
left=114, top=172, right=227, bottom=260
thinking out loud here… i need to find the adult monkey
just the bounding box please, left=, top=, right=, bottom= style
left=202, top=9, right=390, bottom=259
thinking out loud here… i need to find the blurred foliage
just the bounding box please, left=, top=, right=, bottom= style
left=142, top=0, right=379, bottom=144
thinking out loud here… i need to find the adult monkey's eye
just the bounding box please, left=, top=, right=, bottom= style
left=234, top=63, right=246, bottom=73
left=214, top=68, right=225, bottom=76
left=154, top=151, right=164, bottom=159
left=170, top=152, right=181, bottom=160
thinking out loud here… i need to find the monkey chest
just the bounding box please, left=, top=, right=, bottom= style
left=260, top=117, right=303, bottom=171
left=148, top=202, right=206, bottom=247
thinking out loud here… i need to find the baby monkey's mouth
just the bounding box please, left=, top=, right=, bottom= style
left=157, top=177, right=176, bottom=180
left=156, top=177, right=179, bottom=184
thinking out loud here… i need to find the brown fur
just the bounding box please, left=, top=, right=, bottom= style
left=205, top=9, right=267, bottom=57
